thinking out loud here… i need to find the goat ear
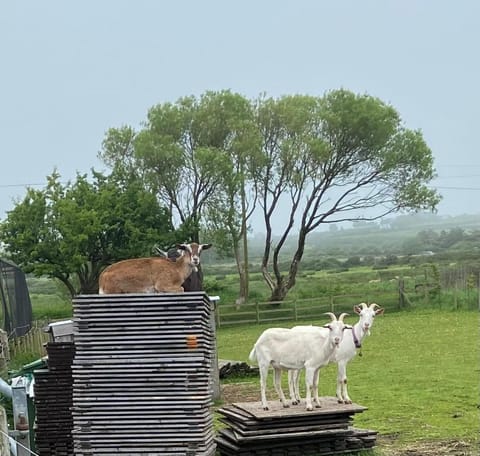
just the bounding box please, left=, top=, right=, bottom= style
left=177, top=244, right=187, bottom=251
left=354, top=305, right=362, bottom=315
left=375, top=308, right=385, bottom=316
left=201, top=243, right=212, bottom=250
left=322, top=324, right=331, bottom=329
left=154, top=247, right=167, bottom=258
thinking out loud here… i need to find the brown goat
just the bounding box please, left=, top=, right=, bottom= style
left=98, top=242, right=212, bottom=294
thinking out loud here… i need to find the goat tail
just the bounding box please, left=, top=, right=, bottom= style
left=248, top=346, right=257, bottom=364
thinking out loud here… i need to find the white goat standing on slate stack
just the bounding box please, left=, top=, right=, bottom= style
left=289, top=302, right=384, bottom=405
left=248, top=313, right=351, bottom=411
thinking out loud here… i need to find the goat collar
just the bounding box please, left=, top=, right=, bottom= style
left=352, top=326, right=362, bottom=349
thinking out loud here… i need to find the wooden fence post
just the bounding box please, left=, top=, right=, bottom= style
left=478, top=272, right=480, bottom=312
left=398, top=278, right=405, bottom=309
left=0, top=406, right=8, bottom=456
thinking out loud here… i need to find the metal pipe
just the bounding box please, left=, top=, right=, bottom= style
left=0, top=378, right=12, bottom=399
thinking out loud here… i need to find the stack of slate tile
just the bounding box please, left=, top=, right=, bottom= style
left=71, top=292, right=216, bottom=456
left=216, top=398, right=377, bottom=455
left=34, top=341, right=75, bottom=455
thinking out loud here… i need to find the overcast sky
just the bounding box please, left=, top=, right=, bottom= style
left=1, top=0, right=479, bottom=232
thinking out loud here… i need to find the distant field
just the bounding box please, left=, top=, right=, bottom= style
left=216, top=309, right=479, bottom=447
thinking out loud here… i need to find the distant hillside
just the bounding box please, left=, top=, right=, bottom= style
left=246, top=213, right=480, bottom=261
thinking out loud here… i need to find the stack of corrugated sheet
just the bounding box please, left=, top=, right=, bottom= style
left=216, top=398, right=377, bottom=455
left=71, top=292, right=216, bottom=456
left=34, top=342, right=75, bottom=455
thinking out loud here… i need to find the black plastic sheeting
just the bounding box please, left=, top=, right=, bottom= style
left=0, top=259, right=33, bottom=337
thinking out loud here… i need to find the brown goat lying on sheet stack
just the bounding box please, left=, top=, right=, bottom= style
left=98, top=242, right=212, bottom=294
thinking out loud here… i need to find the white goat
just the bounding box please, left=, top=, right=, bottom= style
left=248, top=313, right=350, bottom=411
left=98, top=242, right=211, bottom=294
left=289, top=302, right=384, bottom=404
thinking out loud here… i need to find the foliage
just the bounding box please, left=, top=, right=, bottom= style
left=0, top=170, right=174, bottom=296
left=100, top=90, right=264, bottom=304
left=30, top=294, right=72, bottom=320
left=254, top=89, right=440, bottom=301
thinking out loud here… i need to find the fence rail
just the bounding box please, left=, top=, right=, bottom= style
left=216, top=293, right=386, bottom=327
left=215, top=286, right=479, bottom=327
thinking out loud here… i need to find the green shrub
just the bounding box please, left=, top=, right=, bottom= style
left=30, top=294, right=72, bottom=320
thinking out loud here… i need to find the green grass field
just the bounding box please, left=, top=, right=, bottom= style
left=216, top=309, right=479, bottom=448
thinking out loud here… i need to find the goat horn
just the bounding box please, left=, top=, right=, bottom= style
left=369, top=303, right=381, bottom=310
left=338, top=313, right=349, bottom=322
left=359, top=302, right=368, bottom=310
left=323, top=312, right=337, bottom=321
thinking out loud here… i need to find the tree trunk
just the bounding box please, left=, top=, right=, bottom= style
left=267, top=230, right=306, bottom=302
left=55, top=275, right=77, bottom=299
left=81, top=277, right=100, bottom=295
left=240, top=178, right=249, bottom=300
left=268, top=281, right=288, bottom=303
left=78, top=262, right=102, bottom=295
left=235, top=273, right=247, bottom=309
left=234, top=241, right=248, bottom=308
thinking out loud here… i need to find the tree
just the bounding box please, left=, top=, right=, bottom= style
left=101, top=92, right=234, bottom=242
left=255, top=89, right=441, bottom=301
left=0, top=170, right=174, bottom=296
left=100, top=90, right=262, bottom=305
left=201, top=92, right=262, bottom=305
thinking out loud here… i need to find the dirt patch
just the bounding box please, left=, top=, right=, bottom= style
left=378, top=437, right=476, bottom=456
left=221, top=381, right=260, bottom=403
left=219, top=383, right=478, bottom=456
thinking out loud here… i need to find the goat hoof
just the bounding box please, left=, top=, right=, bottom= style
left=315, top=404, right=321, bottom=408
left=345, top=400, right=352, bottom=404
left=282, top=404, right=290, bottom=409
left=337, top=399, right=344, bottom=404
left=306, top=406, right=313, bottom=411
left=291, top=400, right=298, bottom=405
left=263, top=406, right=269, bottom=411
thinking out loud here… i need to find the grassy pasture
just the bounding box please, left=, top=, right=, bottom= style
left=216, top=309, right=479, bottom=447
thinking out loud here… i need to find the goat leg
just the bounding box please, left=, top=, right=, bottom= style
left=274, top=368, right=289, bottom=408
left=259, top=364, right=270, bottom=410
left=313, top=368, right=322, bottom=408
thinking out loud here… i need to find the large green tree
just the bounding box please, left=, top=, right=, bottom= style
left=0, top=170, right=174, bottom=296
left=100, top=90, right=261, bottom=304
left=100, top=92, right=231, bottom=242
left=255, top=89, right=441, bottom=301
